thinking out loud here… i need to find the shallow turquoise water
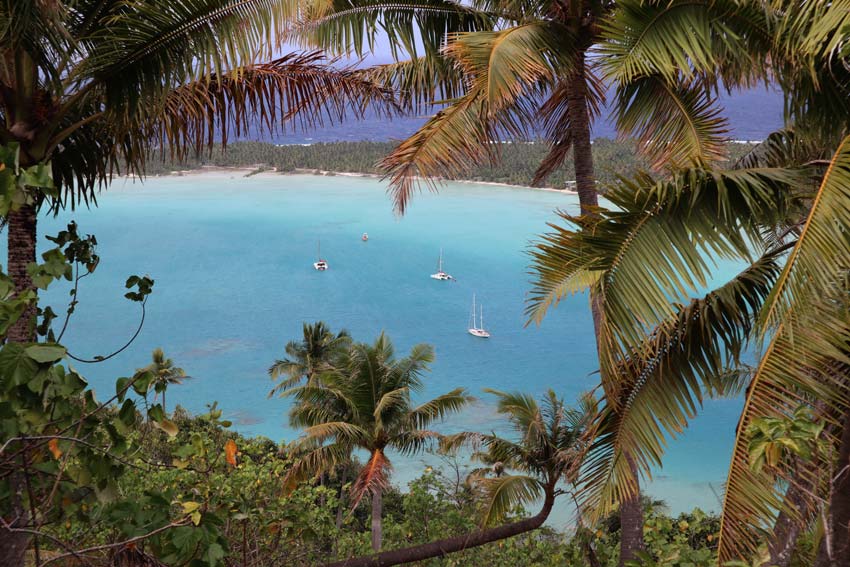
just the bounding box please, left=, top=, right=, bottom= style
left=32, top=172, right=741, bottom=523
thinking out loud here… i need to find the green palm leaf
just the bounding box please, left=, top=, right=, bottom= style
left=717, top=298, right=850, bottom=563
left=295, top=0, right=493, bottom=58
left=758, top=135, right=850, bottom=332
left=478, top=474, right=543, bottom=526
left=613, top=75, right=728, bottom=169
left=408, top=388, right=475, bottom=429
left=145, top=52, right=398, bottom=161
left=599, top=0, right=768, bottom=84
left=578, top=247, right=785, bottom=520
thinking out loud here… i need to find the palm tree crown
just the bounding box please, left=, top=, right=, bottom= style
left=443, top=388, right=597, bottom=526
left=268, top=321, right=351, bottom=395
left=285, top=332, right=472, bottom=550
left=140, top=347, right=187, bottom=413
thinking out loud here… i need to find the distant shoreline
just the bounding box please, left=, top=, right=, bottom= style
left=135, top=139, right=758, bottom=191
left=137, top=165, right=581, bottom=195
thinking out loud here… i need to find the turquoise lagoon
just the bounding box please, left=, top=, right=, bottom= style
left=34, top=172, right=739, bottom=527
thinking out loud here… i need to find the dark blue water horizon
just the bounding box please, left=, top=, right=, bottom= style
left=247, top=85, right=785, bottom=145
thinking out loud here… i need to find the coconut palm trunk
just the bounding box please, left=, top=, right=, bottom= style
left=815, top=408, right=850, bottom=567
left=566, top=52, right=598, bottom=215
left=768, top=468, right=812, bottom=567
left=6, top=202, right=37, bottom=342
left=371, top=488, right=383, bottom=551
left=567, top=50, right=645, bottom=566
left=1, top=196, right=39, bottom=565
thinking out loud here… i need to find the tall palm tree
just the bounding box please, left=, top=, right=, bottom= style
left=139, top=347, right=186, bottom=413
left=0, top=1, right=396, bottom=343
left=526, top=117, right=850, bottom=567
left=268, top=321, right=351, bottom=395
left=284, top=332, right=472, bottom=552
left=293, top=1, right=767, bottom=560
left=322, top=388, right=597, bottom=567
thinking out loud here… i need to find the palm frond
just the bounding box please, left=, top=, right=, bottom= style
left=758, top=135, right=850, bottom=332
left=614, top=75, right=728, bottom=169
left=735, top=128, right=834, bottom=170
left=407, top=388, right=473, bottom=428
left=527, top=167, right=801, bottom=359
left=144, top=52, right=398, bottom=162
left=599, top=0, right=769, bottom=84
left=302, top=421, right=371, bottom=446
left=380, top=92, right=492, bottom=214
left=532, top=71, right=605, bottom=186
left=446, top=23, right=569, bottom=112
left=391, top=429, right=441, bottom=455
left=484, top=389, right=547, bottom=446
left=380, top=21, right=555, bottom=213
left=283, top=441, right=352, bottom=493
left=359, top=55, right=467, bottom=110
left=79, top=0, right=296, bottom=110
left=295, top=0, right=494, bottom=59
left=717, top=299, right=850, bottom=563
left=578, top=246, right=785, bottom=520
left=350, top=448, right=393, bottom=508
left=477, top=474, right=543, bottom=527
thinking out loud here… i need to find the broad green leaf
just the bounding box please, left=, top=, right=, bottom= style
left=24, top=344, right=66, bottom=363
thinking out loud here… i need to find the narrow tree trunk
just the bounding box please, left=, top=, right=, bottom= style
left=830, top=407, right=850, bottom=565
left=0, top=473, right=30, bottom=567
left=0, top=203, right=39, bottom=566
left=816, top=407, right=850, bottom=567
left=567, top=51, right=645, bottom=565
left=336, top=470, right=347, bottom=530
left=325, top=486, right=556, bottom=567
left=371, top=489, right=382, bottom=552
left=566, top=51, right=598, bottom=216
left=618, top=479, right=645, bottom=567
left=769, top=460, right=813, bottom=567
left=6, top=202, right=37, bottom=342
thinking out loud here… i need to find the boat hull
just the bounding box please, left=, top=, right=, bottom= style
left=468, top=328, right=490, bottom=338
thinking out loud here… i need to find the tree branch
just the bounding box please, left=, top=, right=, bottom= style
left=323, top=485, right=556, bottom=567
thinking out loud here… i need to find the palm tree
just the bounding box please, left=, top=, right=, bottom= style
left=0, top=1, right=396, bottom=343
left=293, top=1, right=767, bottom=560
left=524, top=2, right=850, bottom=565
left=321, top=388, right=597, bottom=567
left=268, top=321, right=351, bottom=396
left=284, top=332, right=472, bottom=552
left=526, top=134, right=850, bottom=567
left=139, top=348, right=186, bottom=413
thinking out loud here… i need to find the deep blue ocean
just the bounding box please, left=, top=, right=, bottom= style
left=251, top=85, right=784, bottom=144
left=20, top=88, right=785, bottom=527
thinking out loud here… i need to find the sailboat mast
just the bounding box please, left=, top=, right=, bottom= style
left=438, top=248, right=443, bottom=272
left=470, top=294, right=477, bottom=329
left=480, top=305, right=484, bottom=330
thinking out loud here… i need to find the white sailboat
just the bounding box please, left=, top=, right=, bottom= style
left=468, top=294, right=490, bottom=338
left=430, top=248, right=453, bottom=281
left=313, top=240, right=328, bottom=271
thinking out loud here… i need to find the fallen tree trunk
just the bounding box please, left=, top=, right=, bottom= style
left=324, top=487, right=556, bottom=567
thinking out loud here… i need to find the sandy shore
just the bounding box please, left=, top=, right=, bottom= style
left=131, top=165, right=579, bottom=195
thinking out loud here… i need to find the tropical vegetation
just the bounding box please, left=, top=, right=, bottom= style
left=3, top=0, right=850, bottom=565
left=281, top=332, right=471, bottom=552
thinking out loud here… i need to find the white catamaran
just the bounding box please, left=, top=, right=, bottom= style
left=313, top=240, right=328, bottom=271
left=468, top=294, right=490, bottom=338
left=430, top=248, right=453, bottom=281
